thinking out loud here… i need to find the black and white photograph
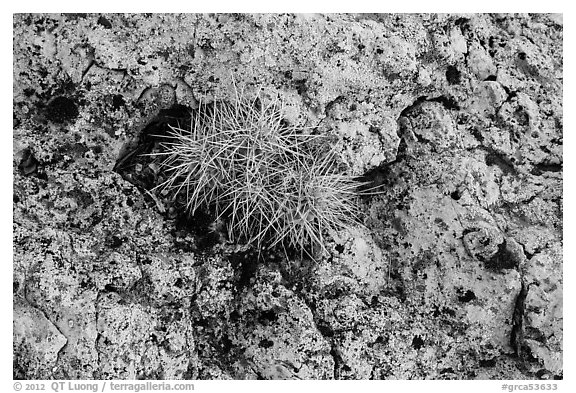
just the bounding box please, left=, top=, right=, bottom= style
left=11, top=11, right=564, bottom=384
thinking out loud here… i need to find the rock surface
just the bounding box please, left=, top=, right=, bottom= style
left=13, top=13, right=562, bottom=379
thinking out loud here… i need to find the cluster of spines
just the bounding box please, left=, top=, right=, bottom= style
left=151, top=88, right=368, bottom=256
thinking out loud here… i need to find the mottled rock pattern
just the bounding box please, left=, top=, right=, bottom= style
left=13, top=13, right=562, bottom=379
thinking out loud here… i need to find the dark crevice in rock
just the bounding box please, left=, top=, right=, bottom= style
left=531, top=162, right=562, bottom=176
left=324, top=95, right=345, bottom=116
left=510, top=281, right=536, bottom=358
left=484, top=149, right=517, bottom=175
left=357, top=102, right=417, bottom=189
left=80, top=60, right=96, bottom=81
left=228, top=249, right=260, bottom=288
left=399, top=96, right=428, bottom=118
left=361, top=94, right=465, bottom=195
left=113, top=104, right=228, bottom=252
left=329, top=345, right=344, bottom=379
left=480, top=357, right=497, bottom=367
left=117, top=101, right=290, bottom=258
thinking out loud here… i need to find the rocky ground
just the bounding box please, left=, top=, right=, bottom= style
left=13, top=13, right=562, bottom=379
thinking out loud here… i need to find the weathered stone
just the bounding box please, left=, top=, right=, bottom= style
left=13, top=13, right=562, bottom=380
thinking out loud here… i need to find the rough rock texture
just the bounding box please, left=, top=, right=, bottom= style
left=13, top=13, right=562, bottom=380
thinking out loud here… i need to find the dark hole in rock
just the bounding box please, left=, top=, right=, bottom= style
left=484, top=75, right=497, bottom=81
left=374, top=335, right=387, bottom=345
left=112, top=94, right=125, bottom=110
left=173, top=210, right=220, bottom=251
left=107, top=235, right=124, bottom=249
left=97, top=15, right=112, bottom=29
left=518, top=52, right=527, bottom=60
left=446, top=65, right=461, bottom=85
left=220, top=335, right=234, bottom=353
left=479, top=358, right=497, bottom=367
left=454, top=17, right=470, bottom=29
left=458, top=289, right=477, bottom=303
left=113, top=104, right=226, bottom=252
left=229, top=310, right=241, bottom=321
left=103, top=283, right=119, bottom=293
left=485, top=240, right=518, bottom=270
left=34, top=170, right=48, bottom=181
left=46, top=96, right=79, bottom=123
left=335, top=244, right=345, bottom=253
left=294, top=79, right=307, bottom=95
left=412, top=335, right=424, bottom=350
left=23, top=88, right=35, bottom=97
left=149, top=333, right=160, bottom=345
left=258, top=309, right=279, bottom=324
left=317, top=321, right=334, bottom=337
left=357, top=162, right=395, bottom=192
left=450, top=190, right=461, bottom=200
left=228, top=249, right=260, bottom=288
left=432, top=304, right=456, bottom=317
left=485, top=151, right=516, bottom=175
left=258, top=339, right=274, bottom=348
